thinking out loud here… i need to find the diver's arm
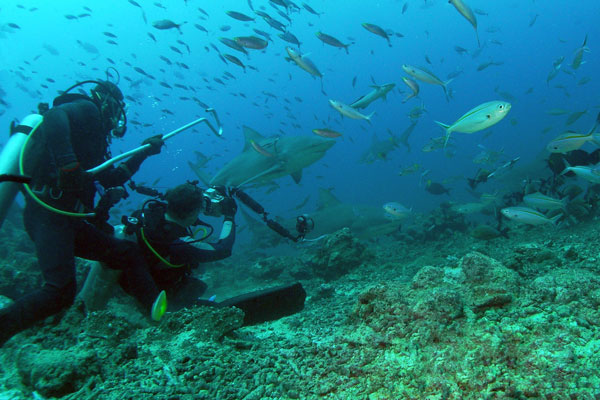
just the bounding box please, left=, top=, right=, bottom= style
left=97, top=152, right=148, bottom=187
left=97, top=136, right=163, bottom=187
left=169, top=218, right=236, bottom=265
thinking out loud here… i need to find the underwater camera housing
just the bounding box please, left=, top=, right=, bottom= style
left=202, top=186, right=226, bottom=217
left=230, top=187, right=314, bottom=241
left=296, top=214, right=314, bottom=236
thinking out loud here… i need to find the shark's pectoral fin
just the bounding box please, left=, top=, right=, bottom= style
left=291, top=169, right=303, bottom=184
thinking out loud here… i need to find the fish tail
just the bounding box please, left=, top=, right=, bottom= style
left=435, top=121, right=450, bottom=131
left=443, top=78, right=454, bottom=93
left=559, top=160, right=572, bottom=176
left=475, top=29, right=480, bottom=47
left=550, top=213, right=562, bottom=227
left=435, top=121, right=451, bottom=148
left=560, top=196, right=569, bottom=210
left=366, top=112, right=375, bottom=124
left=344, top=45, right=349, bottom=55
left=442, top=78, right=454, bottom=102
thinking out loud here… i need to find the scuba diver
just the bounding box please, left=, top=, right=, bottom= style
left=0, top=78, right=166, bottom=347
left=120, top=183, right=237, bottom=309
left=108, top=182, right=306, bottom=326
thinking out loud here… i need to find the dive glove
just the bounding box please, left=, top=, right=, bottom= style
left=221, top=196, right=237, bottom=218
left=142, top=134, right=164, bottom=156
left=58, top=161, right=86, bottom=192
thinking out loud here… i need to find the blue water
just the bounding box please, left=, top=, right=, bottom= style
left=0, top=0, right=598, bottom=224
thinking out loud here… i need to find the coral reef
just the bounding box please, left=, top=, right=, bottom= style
left=306, top=227, right=372, bottom=281
left=1, top=224, right=600, bottom=399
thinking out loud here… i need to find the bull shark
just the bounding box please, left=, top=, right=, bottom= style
left=305, top=188, right=404, bottom=240
left=236, top=188, right=404, bottom=248
left=359, top=131, right=400, bottom=164
left=189, top=125, right=336, bottom=187
left=350, top=83, right=395, bottom=109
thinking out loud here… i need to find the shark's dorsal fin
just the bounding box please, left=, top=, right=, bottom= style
left=317, top=187, right=342, bottom=210
left=291, top=169, right=302, bottom=184
left=243, top=125, right=267, bottom=151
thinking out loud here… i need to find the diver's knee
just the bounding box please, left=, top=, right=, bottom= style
left=45, top=279, right=77, bottom=307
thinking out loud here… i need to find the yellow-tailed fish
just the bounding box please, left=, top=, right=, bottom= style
left=401, top=64, right=452, bottom=100
left=448, top=0, right=480, bottom=47
left=546, top=112, right=600, bottom=153
left=250, top=139, right=275, bottom=157
left=561, top=163, right=600, bottom=184
left=286, top=47, right=325, bottom=93
left=572, top=34, right=589, bottom=70
left=383, top=202, right=411, bottom=219
left=362, top=23, right=391, bottom=47
left=523, top=192, right=567, bottom=211
left=329, top=99, right=374, bottom=123
left=565, top=110, right=588, bottom=126
left=313, top=128, right=342, bottom=138
left=401, top=77, right=419, bottom=103
left=435, top=101, right=511, bottom=147
left=286, top=47, right=322, bottom=78
left=234, top=35, right=268, bottom=50
left=501, top=206, right=561, bottom=226
left=315, top=32, right=352, bottom=54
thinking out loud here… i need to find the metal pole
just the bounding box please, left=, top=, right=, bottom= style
left=87, top=109, right=223, bottom=175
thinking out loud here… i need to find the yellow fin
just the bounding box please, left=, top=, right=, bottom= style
left=151, top=290, right=167, bottom=322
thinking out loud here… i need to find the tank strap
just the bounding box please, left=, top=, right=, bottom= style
left=52, top=93, right=92, bottom=107
left=11, top=124, right=34, bottom=135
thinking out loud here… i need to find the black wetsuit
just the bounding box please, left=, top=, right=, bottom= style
left=126, top=201, right=235, bottom=309
left=0, top=96, right=159, bottom=346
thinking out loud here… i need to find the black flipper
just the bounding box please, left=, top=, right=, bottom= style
left=197, top=283, right=306, bottom=326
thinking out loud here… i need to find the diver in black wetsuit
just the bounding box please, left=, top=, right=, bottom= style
left=0, top=80, right=166, bottom=347
left=120, top=183, right=237, bottom=309
left=119, top=182, right=306, bottom=326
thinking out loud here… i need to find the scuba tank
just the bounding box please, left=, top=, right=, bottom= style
left=0, top=114, right=43, bottom=228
